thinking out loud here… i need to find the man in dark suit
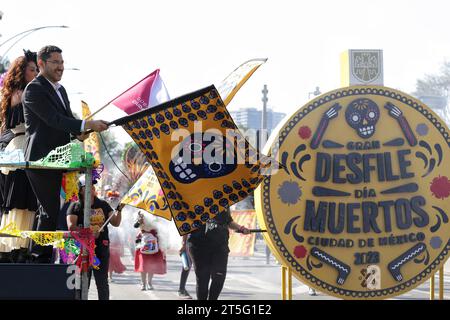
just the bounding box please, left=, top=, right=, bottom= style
left=22, top=45, right=108, bottom=263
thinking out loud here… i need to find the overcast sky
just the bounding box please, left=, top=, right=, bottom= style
left=1, top=0, right=449, bottom=129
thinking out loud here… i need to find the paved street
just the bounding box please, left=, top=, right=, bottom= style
left=88, top=239, right=450, bottom=300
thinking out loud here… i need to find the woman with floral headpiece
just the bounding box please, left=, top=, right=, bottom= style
left=0, top=50, right=39, bottom=263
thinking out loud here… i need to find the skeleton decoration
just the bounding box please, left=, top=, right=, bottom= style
left=169, top=132, right=237, bottom=184
left=345, top=98, right=380, bottom=139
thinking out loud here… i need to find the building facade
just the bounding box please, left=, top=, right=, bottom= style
left=229, top=107, right=286, bottom=133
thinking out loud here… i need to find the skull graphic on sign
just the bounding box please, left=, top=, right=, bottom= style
left=169, top=132, right=237, bottom=184
left=345, top=98, right=380, bottom=139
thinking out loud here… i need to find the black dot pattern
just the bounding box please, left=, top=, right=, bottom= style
left=122, top=87, right=268, bottom=236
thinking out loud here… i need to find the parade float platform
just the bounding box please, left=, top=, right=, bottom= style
left=0, top=263, right=77, bottom=299
left=0, top=143, right=96, bottom=300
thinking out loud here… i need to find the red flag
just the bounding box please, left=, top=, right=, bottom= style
left=111, top=69, right=170, bottom=114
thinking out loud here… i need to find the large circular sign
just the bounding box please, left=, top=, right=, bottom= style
left=255, top=86, right=450, bottom=299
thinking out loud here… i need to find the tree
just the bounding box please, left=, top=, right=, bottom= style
left=97, top=130, right=130, bottom=193
left=413, top=61, right=450, bottom=97
left=0, top=56, right=10, bottom=86
left=0, top=56, right=9, bottom=74
left=413, top=61, right=450, bottom=126
left=99, top=130, right=122, bottom=165
left=73, top=112, right=126, bottom=183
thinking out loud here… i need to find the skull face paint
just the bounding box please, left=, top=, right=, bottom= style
left=169, top=132, right=237, bottom=183
left=345, top=98, right=380, bottom=139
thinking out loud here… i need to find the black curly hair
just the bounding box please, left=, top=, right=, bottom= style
left=0, top=49, right=38, bottom=132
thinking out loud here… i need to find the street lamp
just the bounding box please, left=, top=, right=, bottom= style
left=260, top=84, right=269, bottom=151
left=0, top=25, right=68, bottom=64
left=308, top=86, right=321, bottom=99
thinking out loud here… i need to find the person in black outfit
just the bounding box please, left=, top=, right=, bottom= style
left=0, top=129, right=14, bottom=220
left=178, top=234, right=192, bottom=299
left=187, top=208, right=250, bottom=300
left=66, top=177, right=122, bottom=300
left=22, top=45, right=108, bottom=263
left=0, top=129, right=14, bottom=263
left=0, top=50, right=39, bottom=262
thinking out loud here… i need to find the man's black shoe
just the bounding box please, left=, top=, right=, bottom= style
left=178, top=289, right=192, bottom=299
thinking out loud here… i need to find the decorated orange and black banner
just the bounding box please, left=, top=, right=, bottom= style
left=120, top=165, right=172, bottom=221
left=256, top=86, right=450, bottom=299
left=113, top=86, right=270, bottom=235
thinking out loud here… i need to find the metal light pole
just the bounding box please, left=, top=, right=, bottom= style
left=0, top=25, right=68, bottom=64
left=260, top=84, right=269, bottom=151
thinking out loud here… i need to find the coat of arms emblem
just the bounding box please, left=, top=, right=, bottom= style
left=351, top=50, right=382, bottom=83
